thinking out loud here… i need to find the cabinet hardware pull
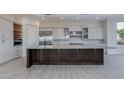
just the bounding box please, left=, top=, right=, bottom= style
left=2, top=34, right=4, bottom=43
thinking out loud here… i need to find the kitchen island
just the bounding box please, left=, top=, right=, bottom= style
left=27, top=45, right=105, bottom=68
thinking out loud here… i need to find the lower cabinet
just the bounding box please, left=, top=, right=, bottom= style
left=42, top=49, right=60, bottom=64
left=27, top=49, right=104, bottom=68
left=0, top=18, right=14, bottom=63
left=14, top=46, right=22, bottom=57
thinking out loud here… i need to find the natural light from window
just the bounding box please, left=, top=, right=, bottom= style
left=117, top=22, right=124, bottom=45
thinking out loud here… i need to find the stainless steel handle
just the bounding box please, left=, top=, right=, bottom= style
left=2, top=34, right=4, bottom=43
left=2, top=39, right=4, bottom=43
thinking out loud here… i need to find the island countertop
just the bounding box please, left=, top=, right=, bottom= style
left=27, top=44, right=108, bottom=49
left=27, top=44, right=106, bottom=68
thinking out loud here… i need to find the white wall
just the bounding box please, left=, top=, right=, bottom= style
left=102, top=18, right=117, bottom=54
left=14, top=16, right=23, bottom=24
left=107, top=18, right=117, bottom=47
left=0, top=14, right=14, bottom=21
left=102, top=20, right=108, bottom=45
left=40, top=20, right=102, bottom=28
left=0, top=14, right=24, bottom=25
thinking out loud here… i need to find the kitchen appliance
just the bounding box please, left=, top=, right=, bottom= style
left=39, top=31, right=53, bottom=45
left=69, top=31, right=82, bottom=37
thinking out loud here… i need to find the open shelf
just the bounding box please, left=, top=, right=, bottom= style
left=13, top=23, right=22, bottom=46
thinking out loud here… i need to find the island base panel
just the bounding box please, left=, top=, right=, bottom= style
left=27, top=49, right=104, bottom=68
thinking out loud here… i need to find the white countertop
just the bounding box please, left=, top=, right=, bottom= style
left=27, top=44, right=109, bottom=49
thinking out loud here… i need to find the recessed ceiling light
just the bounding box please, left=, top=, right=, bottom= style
left=76, top=17, right=79, bottom=20
left=96, top=17, right=99, bottom=19
left=61, top=17, right=64, bottom=20
left=41, top=17, right=45, bottom=20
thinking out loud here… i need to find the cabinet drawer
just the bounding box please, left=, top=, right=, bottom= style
left=14, top=46, right=22, bottom=57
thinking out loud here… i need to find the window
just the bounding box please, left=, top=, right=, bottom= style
left=117, top=22, right=124, bottom=45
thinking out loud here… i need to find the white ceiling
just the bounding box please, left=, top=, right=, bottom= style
left=33, top=14, right=124, bottom=22
left=12, top=14, right=124, bottom=22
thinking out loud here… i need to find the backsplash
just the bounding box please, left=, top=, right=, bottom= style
left=53, top=37, right=104, bottom=45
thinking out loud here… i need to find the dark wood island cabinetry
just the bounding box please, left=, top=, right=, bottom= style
left=27, top=47, right=104, bottom=68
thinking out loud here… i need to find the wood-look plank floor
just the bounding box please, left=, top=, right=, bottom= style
left=0, top=54, right=124, bottom=79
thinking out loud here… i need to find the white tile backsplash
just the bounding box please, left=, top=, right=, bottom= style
left=53, top=37, right=104, bottom=45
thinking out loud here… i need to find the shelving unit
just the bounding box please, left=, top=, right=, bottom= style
left=13, top=23, right=22, bottom=45
left=13, top=23, right=22, bottom=57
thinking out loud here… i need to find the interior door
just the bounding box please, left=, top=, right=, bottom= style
left=25, top=24, right=37, bottom=47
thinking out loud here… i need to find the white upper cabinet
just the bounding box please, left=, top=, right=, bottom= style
left=0, top=18, right=13, bottom=40
left=3, top=39, right=14, bottom=62
left=88, top=27, right=103, bottom=39
left=69, top=27, right=82, bottom=31
left=25, top=25, right=37, bottom=47
left=83, top=23, right=102, bottom=28
left=53, top=28, right=64, bottom=39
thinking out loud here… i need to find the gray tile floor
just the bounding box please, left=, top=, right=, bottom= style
left=0, top=54, right=124, bottom=79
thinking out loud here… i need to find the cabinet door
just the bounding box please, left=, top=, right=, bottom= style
left=53, top=28, right=64, bottom=39
left=52, top=30, right=57, bottom=39
left=97, top=28, right=103, bottom=39
left=57, top=28, right=64, bottom=39
left=77, top=49, right=84, bottom=62
left=88, top=28, right=96, bottom=39
left=69, top=27, right=75, bottom=31
left=3, top=39, right=14, bottom=62
left=50, top=49, right=60, bottom=64
left=88, top=28, right=103, bottom=39
left=94, top=49, right=104, bottom=64
left=25, top=25, right=37, bottom=47
left=0, top=18, right=14, bottom=63
left=60, top=49, right=68, bottom=62
left=0, top=18, right=13, bottom=40
left=82, top=49, right=95, bottom=63
left=60, top=49, right=76, bottom=64
left=42, top=49, right=51, bottom=63
left=69, top=27, right=81, bottom=31
left=42, top=49, right=60, bottom=64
